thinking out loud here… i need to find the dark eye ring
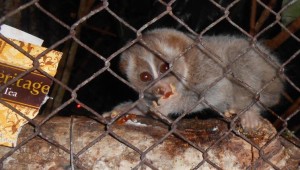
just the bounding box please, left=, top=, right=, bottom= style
left=160, top=62, right=169, bottom=73
left=140, top=72, right=153, bottom=82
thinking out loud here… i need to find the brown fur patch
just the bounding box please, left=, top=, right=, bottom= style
left=166, top=35, right=189, bottom=51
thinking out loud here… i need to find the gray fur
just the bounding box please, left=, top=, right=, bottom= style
left=106, top=28, right=284, bottom=129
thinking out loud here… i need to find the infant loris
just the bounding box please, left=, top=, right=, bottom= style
left=104, top=28, right=284, bottom=130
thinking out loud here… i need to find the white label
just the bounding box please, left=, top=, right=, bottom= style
left=0, top=24, right=44, bottom=46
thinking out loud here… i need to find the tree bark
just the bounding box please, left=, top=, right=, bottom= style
left=0, top=116, right=299, bottom=170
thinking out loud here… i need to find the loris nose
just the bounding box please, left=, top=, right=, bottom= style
left=154, top=87, right=165, bottom=96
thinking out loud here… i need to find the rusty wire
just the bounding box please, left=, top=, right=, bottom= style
left=0, top=0, right=299, bottom=169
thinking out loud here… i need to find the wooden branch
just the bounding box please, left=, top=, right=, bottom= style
left=0, top=116, right=299, bottom=169
left=274, top=96, right=300, bottom=128
left=44, top=0, right=95, bottom=112
left=254, top=0, right=277, bottom=33
left=265, top=16, right=300, bottom=49
left=282, top=91, right=295, bottom=104
left=43, top=40, right=72, bottom=115
left=83, top=24, right=117, bottom=37
left=250, top=0, right=257, bottom=36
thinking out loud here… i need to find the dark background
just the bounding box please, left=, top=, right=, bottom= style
left=0, top=0, right=299, bottom=135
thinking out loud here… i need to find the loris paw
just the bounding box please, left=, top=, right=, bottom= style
left=224, top=109, right=236, bottom=118
left=102, top=102, right=144, bottom=119
left=102, top=110, right=120, bottom=119
left=240, top=111, right=262, bottom=130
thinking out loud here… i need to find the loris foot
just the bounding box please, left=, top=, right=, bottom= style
left=240, top=110, right=262, bottom=130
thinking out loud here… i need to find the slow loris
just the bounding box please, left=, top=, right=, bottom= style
left=104, top=28, right=284, bottom=130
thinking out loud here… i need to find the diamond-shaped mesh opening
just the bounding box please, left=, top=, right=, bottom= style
left=37, top=0, right=80, bottom=26
left=72, top=10, right=137, bottom=57
left=108, top=0, right=167, bottom=29
left=1, top=0, right=300, bottom=169
left=8, top=139, right=71, bottom=169
left=78, top=136, right=141, bottom=169
left=146, top=136, right=204, bottom=169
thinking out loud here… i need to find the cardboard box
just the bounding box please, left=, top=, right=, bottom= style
left=0, top=26, right=62, bottom=147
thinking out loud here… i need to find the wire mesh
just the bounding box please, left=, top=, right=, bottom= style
left=0, top=0, right=299, bottom=169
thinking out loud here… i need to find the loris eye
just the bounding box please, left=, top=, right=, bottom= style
left=140, top=72, right=153, bottom=82
left=159, top=62, right=169, bottom=73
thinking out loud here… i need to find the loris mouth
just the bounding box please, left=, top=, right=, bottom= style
left=144, top=83, right=177, bottom=107
left=144, top=93, right=159, bottom=102
left=152, top=83, right=177, bottom=106
left=145, top=92, right=164, bottom=106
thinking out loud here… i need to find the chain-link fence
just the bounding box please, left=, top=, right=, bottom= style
left=0, top=0, right=299, bottom=169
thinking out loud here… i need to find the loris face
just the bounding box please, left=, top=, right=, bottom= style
left=119, top=29, right=194, bottom=99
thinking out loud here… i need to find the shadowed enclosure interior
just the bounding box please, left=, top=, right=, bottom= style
left=0, top=0, right=299, bottom=169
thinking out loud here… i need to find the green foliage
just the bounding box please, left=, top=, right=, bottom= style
left=282, top=0, right=300, bottom=25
